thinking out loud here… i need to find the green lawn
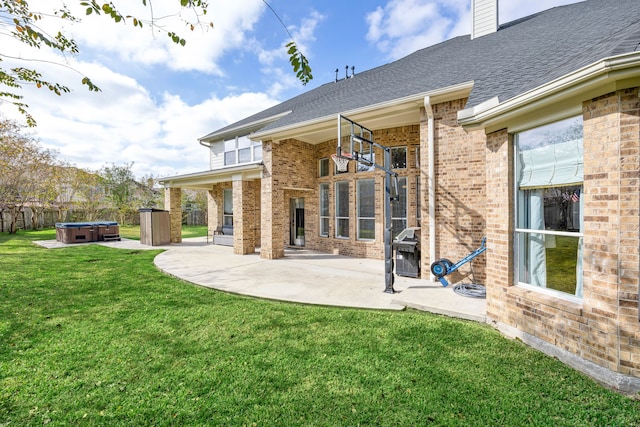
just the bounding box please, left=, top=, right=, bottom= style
left=118, top=224, right=208, bottom=240
left=1, top=230, right=639, bottom=426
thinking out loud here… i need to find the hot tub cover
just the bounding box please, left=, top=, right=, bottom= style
left=55, top=221, right=118, bottom=228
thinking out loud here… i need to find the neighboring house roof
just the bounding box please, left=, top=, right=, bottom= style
left=202, top=0, right=640, bottom=143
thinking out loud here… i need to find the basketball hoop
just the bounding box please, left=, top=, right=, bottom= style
left=331, top=152, right=352, bottom=172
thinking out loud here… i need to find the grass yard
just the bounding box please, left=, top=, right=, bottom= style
left=118, top=224, right=208, bottom=240
left=1, top=230, right=639, bottom=426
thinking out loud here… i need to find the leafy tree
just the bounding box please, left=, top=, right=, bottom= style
left=0, top=118, right=59, bottom=233
left=100, top=162, right=137, bottom=225
left=137, top=173, right=162, bottom=209
left=28, top=160, right=60, bottom=229
left=0, top=0, right=312, bottom=125
left=72, top=168, right=105, bottom=222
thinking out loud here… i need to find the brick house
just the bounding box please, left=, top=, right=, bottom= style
left=160, top=0, right=640, bottom=393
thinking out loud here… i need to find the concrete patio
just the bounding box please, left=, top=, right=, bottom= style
left=35, top=237, right=486, bottom=322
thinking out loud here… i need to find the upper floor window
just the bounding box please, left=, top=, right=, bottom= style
left=319, top=158, right=329, bottom=177
left=389, top=146, right=407, bottom=169
left=224, top=136, right=262, bottom=166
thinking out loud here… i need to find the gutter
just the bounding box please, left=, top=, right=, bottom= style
left=424, top=96, right=436, bottom=281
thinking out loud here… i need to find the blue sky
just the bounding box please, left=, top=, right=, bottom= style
left=0, top=0, right=582, bottom=178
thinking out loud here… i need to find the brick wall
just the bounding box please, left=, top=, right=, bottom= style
left=165, top=187, right=182, bottom=243
left=484, top=129, right=512, bottom=318
left=487, top=88, right=640, bottom=388
left=233, top=179, right=259, bottom=254
left=261, top=138, right=315, bottom=259
left=420, top=100, right=487, bottom=283
left=312, top=126, right=421, bottom=259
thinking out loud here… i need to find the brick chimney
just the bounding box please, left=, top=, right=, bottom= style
left=471, top=0, right=498, bottom=39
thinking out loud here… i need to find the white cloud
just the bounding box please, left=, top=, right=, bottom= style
left=0, top=56, right=279, bottom=178
left=0, top=0, right=286, bottom=178
left=366, top=0, right=469, bottom=59
left=23, top=0, right=266, bottom=75
left=365, top=0, right=583, bottom=60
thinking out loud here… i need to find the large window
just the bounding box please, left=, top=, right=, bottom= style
left=335, top=181, right=349, bottom=238
left=392, top=177, right=407, bottom=237
left=319, top=183, right=329, bottom=237
left=223, top=188, right=233, bottom=226
left=515, top=116, right=583, bottom=298
left=357, top=179, right=375, bottom=240
left=224, top=136, right=262, bottom=166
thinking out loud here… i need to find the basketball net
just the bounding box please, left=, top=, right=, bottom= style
left=331, top=152, right=351, bottom=172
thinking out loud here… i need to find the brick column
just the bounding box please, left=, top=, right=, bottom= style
left=165, top=187, right=182, bottom=243
left=261, top=141, right=285, bottom=259
left=484, top=129, right=512, bottom=320
left=233, top=178, right=257, bottom=255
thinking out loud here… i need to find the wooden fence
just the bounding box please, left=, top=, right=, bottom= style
left=0, top=208, right=207, bottom=232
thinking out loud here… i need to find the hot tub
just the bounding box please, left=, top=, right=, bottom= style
left=55, top=221, right=119, bottom=244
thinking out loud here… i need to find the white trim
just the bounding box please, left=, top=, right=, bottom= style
left=424, top=96, right=436, bottom=281
left=515, top=228, right=583, bottom=238
left=515, top=283, right=583, bottom=304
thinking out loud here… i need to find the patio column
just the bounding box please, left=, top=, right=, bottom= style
left=232, top=177, right=257, bottom=255
left=260, top=141, right=285, bottom=259
left=207, top=185, right=223, bottom=235
left=165, top=187, right=182, bottom=243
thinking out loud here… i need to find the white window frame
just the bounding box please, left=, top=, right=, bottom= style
left=357, top=179, right=375, bottom=240
left=389, top=146, right=407, bottom=169
left=335, top=181, right=349, bottom=239
left=223, top=188, right=233, bottom=226
left=224, top=136, right=262, bottom=166
left=514, top=116, right=584, bottom=300
left=319, top=158, right=330, bottom=177
left=319, top=183, right=330, bottom=237
left=391, top=176, right=407, bottom=237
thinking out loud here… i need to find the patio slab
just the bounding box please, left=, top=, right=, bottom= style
left=35, top=237, right=486, bottom=321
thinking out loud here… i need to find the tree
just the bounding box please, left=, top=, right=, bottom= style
left=100, top=162, right=137, bottom=225
left=0, top=118, right=59, bottom=233
left=73, top=168, right=105, bottom=222
left=0, top=0, right=312, bottom=125
left=137, top=173, right=162, bottom=209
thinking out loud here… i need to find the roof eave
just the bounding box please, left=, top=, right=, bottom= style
left=158, top=163, right=263, bottom=189
left=458, top=52, right=640, bottom=133
left=199, top=110, right=292, bottom=143
left=251, top=81, right=475, bottom=144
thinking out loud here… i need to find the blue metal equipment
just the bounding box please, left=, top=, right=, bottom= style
left=430, top=237, right=487, bottom=287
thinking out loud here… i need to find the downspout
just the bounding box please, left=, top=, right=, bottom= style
left=424, top=96, right=436, bottom=281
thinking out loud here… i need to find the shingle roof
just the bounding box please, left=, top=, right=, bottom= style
left=205, top=0, right=640, bottom=140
